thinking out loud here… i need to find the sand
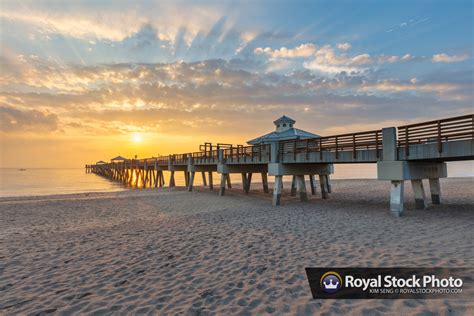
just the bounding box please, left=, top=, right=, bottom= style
left=0, top=178, right=473, bottom=315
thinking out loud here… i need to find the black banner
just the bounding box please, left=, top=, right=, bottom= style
left=305, top=267, right=473, bottom=299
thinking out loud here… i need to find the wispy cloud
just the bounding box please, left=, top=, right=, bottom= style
left=254, top=44, right=318, bottom=58
left=255, top=43, right=415, bottom=74
left=386, top=17, right=429, bottom=33
left=336, top=43, right=351, bottom=51
left=432, top=53, right=469, bottom=63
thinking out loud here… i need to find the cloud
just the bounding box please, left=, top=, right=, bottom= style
left=0, top=56, right=470, bottom=139
left=255, top=43, right=422, bottom=74
left=432, top=53, right=469, bottom=63
left=254, top=43, right=318, bottom=58
left=401, top=54, right=414, bottom=61
left=0, top=2, right=231, bottom=43
left=0, top=11, right=143, bottom=41
left=0, top=105, right=59, bottom=132
left=336, top=43, right=351, bottom=50
left=350, top=54, right=372, bottom=65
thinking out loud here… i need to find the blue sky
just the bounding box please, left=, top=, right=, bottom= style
left=0, top=0, right=473, bottom=166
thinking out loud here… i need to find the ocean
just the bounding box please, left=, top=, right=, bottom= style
left=1, top=161, right=473, bottom=197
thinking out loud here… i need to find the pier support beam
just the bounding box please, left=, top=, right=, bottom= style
left=143, top=161, right=148, bottom=187
left=390, top=180, right=405, bottom=217
left=296, top=175, right=308, bottom=202
left=184, top=171, right=190, bottom=187
left=188, top=172, right=195, bottom=191
left=272, top=175, right=283, bottom=206
left=246, top=173, right=252, bottom=194
left=201, top=172, right=207, bottom=186
left=219, top=173, right=227, bottom=196
left=429, top=178, right=441, bottom=204
left=169, top=171, right=176, bottom=187
left=411, top=179, right=427, bottom=209
left=217, top=163, right=267, bottom=194
left=208, top=172, right=214, bottom=190
left=319, top=174, right=329, bottom=199
left=290, top=176, right=297, bottom=196
left=153, top=170, right=158, bottom=188
left=241, top=173, right=248, bottom=193
left=134, top=168, right=139, bottom=188
left=378, top=160, right=446, bottom=215
left=326, top=175, right=332, bottom=193
left=240, top=173, right=252, bottom=194
left=226, top=174, right=232, bottom=189
left=160, top=171, right=165, bottom=187
left=267, top=162, right=333, bottom=205
left=309, top=174, right=317, bottom=195
left=262, top=173, right=269, bottom=193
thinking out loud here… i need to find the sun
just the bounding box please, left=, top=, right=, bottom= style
left=131, top=132, right=143, bottom=143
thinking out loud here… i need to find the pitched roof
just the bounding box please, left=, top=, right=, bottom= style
left=273, top=115, right=296, bottom=125
left=247, top=127, right=320, bottom=145
left=96, top=160, right=107, bottom=164
left=111, top=155, right=127, bottom=161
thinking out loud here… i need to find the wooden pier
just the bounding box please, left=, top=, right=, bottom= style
left=86, top=114, right=474, bottom=216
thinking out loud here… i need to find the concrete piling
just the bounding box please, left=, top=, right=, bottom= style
left=309, top=174, right=317, bottom=195
left=188, top=172, right=195, bottom=191
left=272, top=175, right=283, bottom=206
left=262, top=173, right=269, bottom=193
left=247, top=173, right=252, bottom=193
left=241, top=173, right=247, bottom=193
left=296, top=175, right=308, bottom=202
left=390, top=180, right=404, bottom=217
left=411, top=179, right=427, bottom=209
left=219, top=173, right=227, bottom=196
left=208, top=172, right=214, bottom=190
left=326, top=175, right=332, bottom=193
left=169, top=171, right=176, bottom=187
left=226, top=174, right=232, bottom=189
left=290, top=176, right=297, bottom=196
left=319, top=174, right=329, bottom=199
left=429, top=178, right=441, bottom=204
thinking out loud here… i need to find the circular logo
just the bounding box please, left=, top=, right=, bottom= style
left=320, top=271, right=342, bottom=294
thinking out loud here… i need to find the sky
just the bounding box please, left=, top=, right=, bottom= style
left=0, top=0, right=472, bottom=168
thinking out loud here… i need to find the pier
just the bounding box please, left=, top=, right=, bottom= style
left=86, top=114, right=473, bottom=216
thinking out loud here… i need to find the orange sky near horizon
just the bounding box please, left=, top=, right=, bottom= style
left=0, top=113, right=460, bottom=168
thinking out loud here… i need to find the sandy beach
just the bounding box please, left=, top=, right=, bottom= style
left=1, top=178, right=473, bottom=315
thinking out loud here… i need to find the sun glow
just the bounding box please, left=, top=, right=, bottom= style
left=131, top=132, right=143, bottom=143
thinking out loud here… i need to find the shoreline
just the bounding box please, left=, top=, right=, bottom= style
left=1, top=176, right=472, bottom=202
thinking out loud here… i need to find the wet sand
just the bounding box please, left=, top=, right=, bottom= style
left=1, top=178, right=473, bottom=315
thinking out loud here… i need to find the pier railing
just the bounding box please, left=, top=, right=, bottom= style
left=223, top=144, right=271, bottom=163
left=192, top=150, right=219, bottom=164
left=278, top=129, right=383, bottom=161
left=397, top=114, right=474, bottom=156
left=156, top=156, right=170, bottom=166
